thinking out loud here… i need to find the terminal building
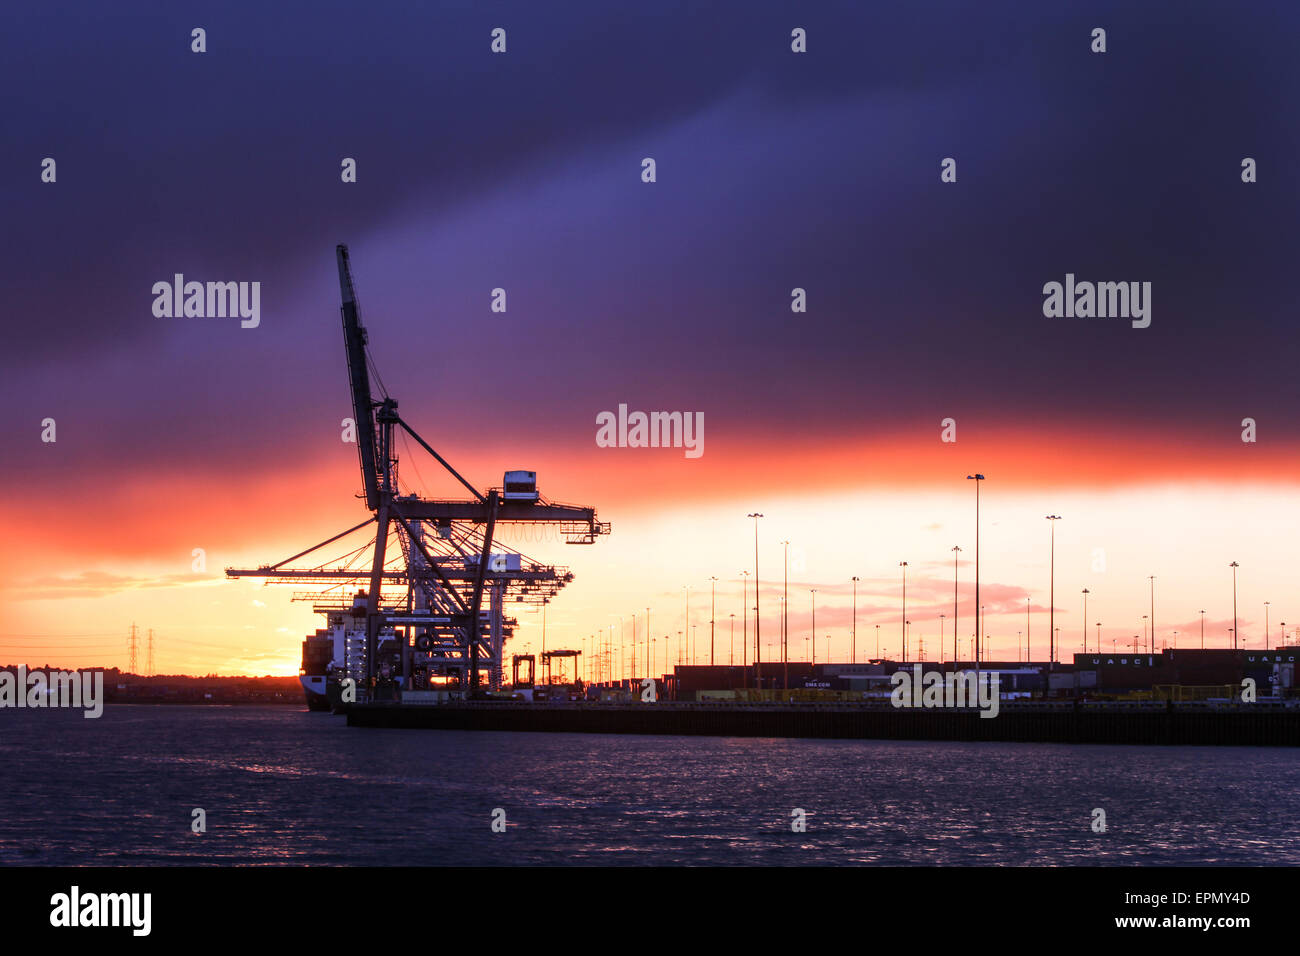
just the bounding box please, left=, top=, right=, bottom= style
left=663, top=647, right=1298, bottom=702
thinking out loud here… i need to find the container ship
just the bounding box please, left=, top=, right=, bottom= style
left=296, top=586, right=522, bottom=710
left=298, top=592, right=374, bottom=711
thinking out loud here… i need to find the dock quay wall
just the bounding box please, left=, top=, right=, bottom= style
left=346, top=700, right=1300, bottom=746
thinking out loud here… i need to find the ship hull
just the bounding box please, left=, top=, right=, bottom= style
left=300, top=675, right=332, bottom=712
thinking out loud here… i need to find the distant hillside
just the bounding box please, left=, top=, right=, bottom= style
left=1, top=666, right=303, bottom=705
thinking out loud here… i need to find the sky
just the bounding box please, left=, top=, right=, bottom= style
left=2, top=1, right=1298, bottom=675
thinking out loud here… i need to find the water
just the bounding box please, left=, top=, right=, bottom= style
left=1, top=704, right=1295, bottom=865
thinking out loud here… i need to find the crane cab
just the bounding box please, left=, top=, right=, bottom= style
left=503, top=470, right=538, bottom=502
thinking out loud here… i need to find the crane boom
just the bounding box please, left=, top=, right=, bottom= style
left=229, top=244, right=610, bottom=701
left=337, top=244, right=382, bottom=511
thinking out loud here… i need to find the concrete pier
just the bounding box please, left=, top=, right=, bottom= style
left=347, top=700, right=1300, bottom=746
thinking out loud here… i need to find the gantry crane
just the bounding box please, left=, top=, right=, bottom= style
left=227, top=245, right=609, bottom=698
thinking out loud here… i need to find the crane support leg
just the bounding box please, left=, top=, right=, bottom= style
left=365, top=504, right=390, bottom=696
left=467, top=491, right=499, bottom=695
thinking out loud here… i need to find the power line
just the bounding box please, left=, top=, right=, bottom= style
left=0, top=634, right=122, bottom=640
left=0, top=643, right=120, bottom=649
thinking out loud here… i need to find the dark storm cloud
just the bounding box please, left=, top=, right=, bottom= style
left=0, top=0, right=1117, bottom=362
left=1, top=0, right=989, bottom=362
left=3, top=0, right=1299, bottom=482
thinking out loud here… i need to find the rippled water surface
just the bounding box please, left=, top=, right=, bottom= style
left=1, top=705, right=1296, bottom=865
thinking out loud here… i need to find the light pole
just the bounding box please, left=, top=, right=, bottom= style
left=1081, top=588, right=1089, bottom=658
left=1142, top=615, right=1147, bottom=654
left=875, top=623, right=881, bottom=660
left=852, top=576, right=860, bottom=664
left=729, top=613, right=735, bottom=666
left=1045, top=515, right=1061, bottom=665
left=1199, top=609, right=1206, bottom=649
left=740, top=570, right=750, bottom=673
left=952, top=545, right=962, bottom=670
left=1230, top=562, right=1240, bottom=650
left=747, top=513, right=763, bottom=690
left=939, top=613, right=946, bottom=663
left=1264, top=601, right=1270, bottom=652
left=709, top=577, right=718, bottom=666
left=899, top=561, right=909, bottom=662
left=1148, top=575, right=1156, bottom=651
left=1026, top=596, right=1031, bottom=662
left=967, top=474, right=985, bottom=665
left=810, top=589, right=818, bottom=665
left=645, top=607, right=651, bottom=678
left=541, top=596, right=549, bottom=664
left=683, top=585, right=691, bottom=665
left=778, top=596, right=784, bottom=672
left=782, top=541, right=790, bottom=691
left=1096, top=622, right=1101, bottom=654
left=905, top=619, right=911, bottom=663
